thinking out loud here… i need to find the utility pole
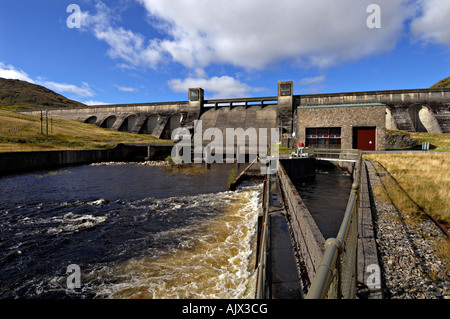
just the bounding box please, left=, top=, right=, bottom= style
left=40, top=110, right=43, bottom=135
left=46, top=110, right=49, bottom=137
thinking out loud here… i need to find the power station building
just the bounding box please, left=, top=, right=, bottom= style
left=296, top=102, right=386, bottom=151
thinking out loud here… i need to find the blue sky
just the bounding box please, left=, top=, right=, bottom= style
left=0, top=0, right=449, bottom=105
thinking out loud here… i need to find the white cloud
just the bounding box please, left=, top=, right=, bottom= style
left=168, top=76, right=264, bottom=99
left=298, top=75, right=327, bottom=93
left=0, top=62, right=96, bottom=98
left=41, top=81, right=95, bottom=98
left=79, top=1, right=112, bottom=29
left=78, top=0, right=413, bottom=72
left=114, top=85, right=138, bottom=92
left=94, top=26, right=162, bottom=69
left=299, top=75, right=326, bottom=86
left=83, top=100, right=111, bottom=106
left=0, top=62, right=35, bottom=83
left=80, top=2, right=162, bottom=69
left=410, top=0, right=450, bottom=48
left=75, top=1, right=420, bottom=97
left=137, top=0, right=412, bottom=69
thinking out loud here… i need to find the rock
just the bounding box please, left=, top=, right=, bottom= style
left=386, top=131, right=419, bottom=149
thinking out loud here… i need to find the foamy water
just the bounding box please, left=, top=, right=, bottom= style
left=0, top=163, right=261, bottom=299
left=91, top=187, right=260, bottom=299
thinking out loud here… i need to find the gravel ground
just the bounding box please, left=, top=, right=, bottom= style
left=366, top=161, right=449, bottom=299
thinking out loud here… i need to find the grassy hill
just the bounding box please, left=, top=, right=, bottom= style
left=0, top=78, right=86, bottom=110
left=0, top=109, right=170, bottom=153
left=0, top=78, right=170, bottom=152
left=431, top=76, right=450, bottom=89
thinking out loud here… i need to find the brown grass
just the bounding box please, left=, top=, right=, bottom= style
left=0, top=109, right=171, bottom=152
left=364, top=152, right=450, bottom=267
left=364, top=153, right=449, bottom=226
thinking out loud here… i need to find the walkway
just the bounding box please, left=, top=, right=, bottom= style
left=266, top=175, right=304, bottom=299
left=357, top=161, right=383, bottom=299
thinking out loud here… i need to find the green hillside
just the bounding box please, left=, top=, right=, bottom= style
left=431, top=76, right=450, bottom=89
left=0, top=78, right=86, bottom=110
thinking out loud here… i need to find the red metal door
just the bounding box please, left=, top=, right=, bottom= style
left=356, top=128, right=376, bottom=151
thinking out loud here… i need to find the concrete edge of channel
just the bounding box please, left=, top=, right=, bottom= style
left=357, top=160, right=383, bottom=299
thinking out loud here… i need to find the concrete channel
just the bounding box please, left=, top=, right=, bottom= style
left=248, top=153, right=381, bottom=299
left=265, top=173, right=304, bottom=298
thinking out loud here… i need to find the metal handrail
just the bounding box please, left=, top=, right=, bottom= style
left=306, top=150, right=362, bottom=299
left=310, top=148, right=361, bottom=160
left=255, top=173, right=271, bottom=299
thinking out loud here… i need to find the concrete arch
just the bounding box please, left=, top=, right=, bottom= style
left=385, top=107, right=397, bottom=130
left=408, top=106, right=425, bottom=132
left=139, top=115, right=159, bottom=135
left=418, top=106, right=442, bottom=133
left=170, top=113, right=182, bottom=131
left=161, top=113, right=183, bottom=139
left=119, top=114, right=137, bottom=132
left=84, top=116, right=97, bottom=125
left=408, top=105, right=442, bottom=133
left=100, top=115, right=117, bottom=129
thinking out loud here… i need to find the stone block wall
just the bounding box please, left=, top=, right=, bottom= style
left=296, top=105, right=386, bottom=151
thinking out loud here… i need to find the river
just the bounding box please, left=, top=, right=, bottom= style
left=0, top=163, right=262, bottom=299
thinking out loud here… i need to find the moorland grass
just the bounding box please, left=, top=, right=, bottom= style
left=364, top=152, right=450, bottom=266
left=0, top=109, right=170, bottom=152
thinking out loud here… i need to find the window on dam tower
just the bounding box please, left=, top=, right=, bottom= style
left=189, top=88, right=204, bottom=104
left=279, top=82, right=292, bottom=96
left=190, top=89, right=199, bottom=101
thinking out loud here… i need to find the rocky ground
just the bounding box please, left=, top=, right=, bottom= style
left=366, top=161, right=449, bottom=299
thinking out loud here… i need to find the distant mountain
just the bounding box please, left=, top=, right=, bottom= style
left=0, top=78, right=86, bottom=109
left=431, top=76, right=450, bottom=89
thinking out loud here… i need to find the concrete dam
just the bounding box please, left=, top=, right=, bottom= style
left=19, top=82, right=450, bottom=152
